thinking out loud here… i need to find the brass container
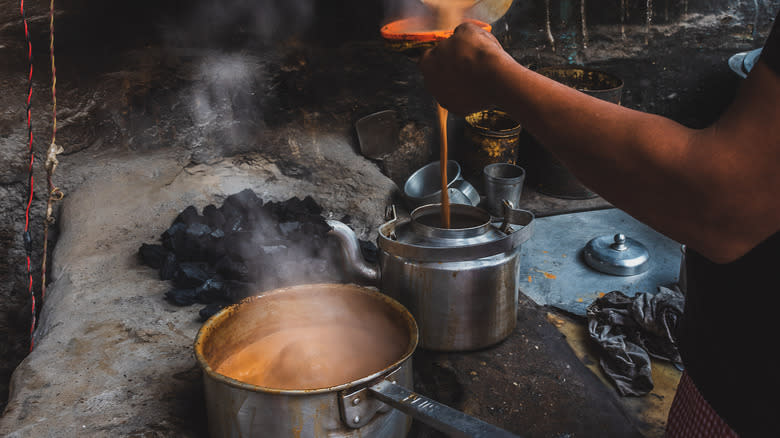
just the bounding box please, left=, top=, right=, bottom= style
left=462, top=109, right=522, bottom=179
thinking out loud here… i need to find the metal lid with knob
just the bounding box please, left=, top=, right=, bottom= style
left=583, top=233, right=650, bottom=276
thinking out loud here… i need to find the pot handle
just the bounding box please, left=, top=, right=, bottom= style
left=367, top=379, right=522, bottom=438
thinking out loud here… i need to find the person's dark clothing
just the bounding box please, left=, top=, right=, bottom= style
left=676, top=14, right=780, bottom=437
left=760, top=15, right=780, bottom=73
left=679, top=231, right=780, bottom=437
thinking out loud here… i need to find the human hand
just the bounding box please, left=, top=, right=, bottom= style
left=418, top=22, right=510, bottom=115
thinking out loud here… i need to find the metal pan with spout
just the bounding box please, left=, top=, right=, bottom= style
left=194, top=283, right=521, bottom=438
left=328, top=203, right=534, bottom=351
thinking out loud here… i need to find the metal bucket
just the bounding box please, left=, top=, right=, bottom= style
left=520, top=66, right=624, bottom=199
left=462, top=109, right=522, bottom=179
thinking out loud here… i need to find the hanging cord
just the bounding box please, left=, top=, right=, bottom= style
left=42, top=0, right=64, bottom=303
left=20, top=0, right=36, bottom=351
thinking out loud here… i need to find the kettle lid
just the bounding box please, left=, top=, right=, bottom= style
left=583, top=233, right=650, bottom=276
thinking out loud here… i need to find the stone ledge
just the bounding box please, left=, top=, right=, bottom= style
left=0, top=144, right=396, bottom=437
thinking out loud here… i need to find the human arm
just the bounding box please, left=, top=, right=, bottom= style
left=419, top=23, right=780, bottom=263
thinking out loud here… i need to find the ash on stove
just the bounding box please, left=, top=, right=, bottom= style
left=138, top=189, right=377, bottom=321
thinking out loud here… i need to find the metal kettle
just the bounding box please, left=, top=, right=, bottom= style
left=328, top=203, right=534, bottom=351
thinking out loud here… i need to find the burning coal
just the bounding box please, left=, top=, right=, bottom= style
left=138, top=189, right=377, bottom=321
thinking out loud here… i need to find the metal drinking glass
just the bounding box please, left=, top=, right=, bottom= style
left=483, top=163, right=526, bottom=217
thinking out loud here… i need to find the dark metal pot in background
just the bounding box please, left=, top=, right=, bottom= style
left=519, top=66, right=624, bottom=199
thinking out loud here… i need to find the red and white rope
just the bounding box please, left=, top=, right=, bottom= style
left=20, top=0, right=36, bottom=351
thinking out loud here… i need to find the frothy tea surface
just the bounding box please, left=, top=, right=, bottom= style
left=211, top=286, right=411, bottom=390
left=216, top=324, right=406, bottom=389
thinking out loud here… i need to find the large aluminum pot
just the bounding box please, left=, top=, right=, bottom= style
left=194, top=284, right=416, bottom=438
left=194, top=283, right=521, bottom=438
left=328, top=203, right=534, bottom=351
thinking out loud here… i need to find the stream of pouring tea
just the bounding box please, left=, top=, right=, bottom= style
left=437, top=103, right=450, bottom=228
left=426, top=0, right=475, bottom=229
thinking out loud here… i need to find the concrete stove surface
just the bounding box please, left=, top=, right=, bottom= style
left=0, top=149, right=652, bottom=437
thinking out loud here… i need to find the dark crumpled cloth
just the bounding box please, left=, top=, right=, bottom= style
left=586, top=286, right=685, bottom=396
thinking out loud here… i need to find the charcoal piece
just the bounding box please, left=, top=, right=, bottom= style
left=161, top=222, right=187, bottom=252
left=302, top=195, right=323, bottom=214
left=216, top=256, right=251, bottom=281
left=173, top=205, right=203, bottom=226
left=202, top=204, right=226, bottom=229
left=205, top=238, right=226, bottom=265
left=186, top=223, right=215, bottom=253
left=245, top=207, right=271, bottom=229
left=253, top=213, right=281, bottom=239
left=165, top=288, right=199, bottom=306
left=301, top=217, right=331, bottom=237
left=222, top=231, right=259, bottom=262
left=159, top=252, right=178, bottom=281
left=278, top=197, right=308, bottom=221
left=223, top=280, right=253, bottom=301
left=278, top=221, right=300, bottom=237
left=359, top=239, right=379, bottom=264
left=171, top=223, right=221, bottom=262
left=223, top=215, right=245, bottom=233
left=221, top=189, right=262, bottom=217
left=266, top=199, right=295, bottom=222
left=236, top=188, right=263, bottom=210
left=195, top=278, right=226, bottom=303
left=186, top=222, right=212, bottom=238
left=173, top=262, right=211, bottom=288
left=199, top=303, right=229, bottom=322
left=139, top=244, right=168, bottom=269
left=219, top=205, right=243, bottom=231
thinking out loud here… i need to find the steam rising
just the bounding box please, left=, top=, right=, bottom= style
left=161, top=0, right=317, bottom=157
left=187, top=54, right=262, bottom=153
left=382, top=0, right=475, bottom=27
left=382, top=0, right=428, bottom=23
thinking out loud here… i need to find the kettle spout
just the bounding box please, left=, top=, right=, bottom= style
left=327, top=220, right=380, bottom=285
